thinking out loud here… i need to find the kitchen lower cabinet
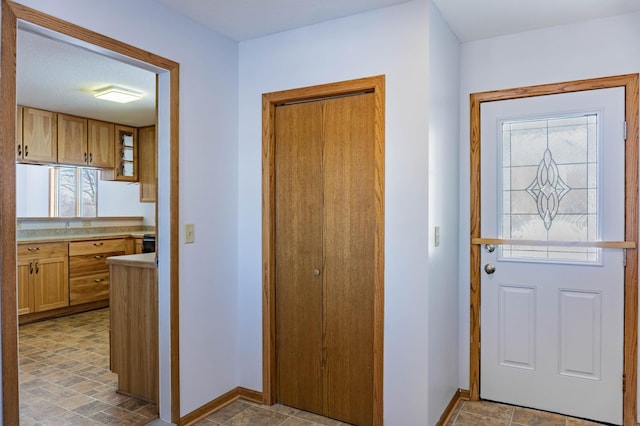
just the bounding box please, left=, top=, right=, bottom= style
left=17, top=242, right=69, bottom=314
left=68, top=238, right=127, bottom=305
left=107, top=253, right=158, bottom=403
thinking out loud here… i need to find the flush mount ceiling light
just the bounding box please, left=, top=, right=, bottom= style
left=94, top=86, right=143, bottom=103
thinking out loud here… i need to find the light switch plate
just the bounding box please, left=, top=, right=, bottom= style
left=185, top=223, right=195, bottom=243
left=434, top=226, right=440, bottom=247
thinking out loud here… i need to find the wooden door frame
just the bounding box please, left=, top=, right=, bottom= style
left=1, top=2, right=181, bottom=424
left=469, top=74, right=639, bottom=426
left=262, top=75, right=386, bottom=425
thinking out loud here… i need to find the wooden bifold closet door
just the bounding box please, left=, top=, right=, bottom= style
left=275, top=92, right=375, bottom=426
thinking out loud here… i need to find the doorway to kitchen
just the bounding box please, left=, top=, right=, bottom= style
left=1, top=1, right=180, bottom=424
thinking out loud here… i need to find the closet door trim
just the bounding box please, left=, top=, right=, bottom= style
left=262, top=75, right=385, bottom=426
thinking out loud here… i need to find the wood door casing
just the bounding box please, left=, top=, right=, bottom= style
left=275, top=101, right=325, bottom=414
left=274, top=93, right=376, bottom=426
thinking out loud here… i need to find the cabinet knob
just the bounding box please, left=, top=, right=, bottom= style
left=94, top=255, right=103, bottom=259
left=313, top=269, right=321, bottom=276
left=84, top=152, right=87, bottom=162
left=17, top=145, right=21, bottom=157
left=24, top=145, right=28, bottom=157
left=29, top=262, right=33, bottom=274
left=95, top=278, right=103, bottom=282
left=35, top=262, right=39, bottom=274
left=93, top=242, right=104, bottom=247
left=89, top=153, right=93, bottom=163
left=27, top=247, right=39, bottom=252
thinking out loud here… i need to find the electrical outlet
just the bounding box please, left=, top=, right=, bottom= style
left=434, top=226, right=440, bottom=247
left=185, top=223, right=195, bottom=243
left=82, top=220, right=92, bottom=227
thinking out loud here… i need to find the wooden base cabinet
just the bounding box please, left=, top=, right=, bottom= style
left=108, top=254, right=158, bottom=403
left=68, top=238, right=127, bottom=306
left=17, top=242, right=69, bottom=315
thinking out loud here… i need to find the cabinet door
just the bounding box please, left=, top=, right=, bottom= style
left=87, top=119, right=115, bottom=168
left=22, top=107, right=57, bottom=163
left=138, top=126, right=156, bottom=202
left=57, top=113, right=88, bottom=166
left=17, top=259, right=33, bottom=315
left=33, top=256, right=69, bottom=312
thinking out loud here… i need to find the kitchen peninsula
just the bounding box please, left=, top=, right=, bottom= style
left=107, top=252, right=158, bottom=403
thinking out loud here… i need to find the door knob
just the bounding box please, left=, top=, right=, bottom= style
left=484, top=264, right=496, bottom=275
left=313, top=269, right=321, bottom=276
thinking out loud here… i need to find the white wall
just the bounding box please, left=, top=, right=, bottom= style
left=458, top=11, right=640, bottom=416
left=238, top=0, right=462, bottom=422
left=16, top=164, right=155, bottom=223
left=3, top=0, right=239, bottom=420
left=427, top=3, right=461, bottom=425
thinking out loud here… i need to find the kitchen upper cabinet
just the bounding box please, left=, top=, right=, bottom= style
left=138, top=125, right=156, bottom=202
left=18, top=107, right=57, bottom=164
left=87, top=120, right=115, bottom=168
left=103, top=125, right=137, bottom=182
left=57, top=113, right=88, bottom=166
left=17, top=242, right=69, bottom=314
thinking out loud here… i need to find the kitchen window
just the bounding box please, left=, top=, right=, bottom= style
left=50, top=167, right=98, bottom=217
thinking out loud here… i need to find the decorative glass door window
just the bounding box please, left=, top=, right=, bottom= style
left=500, top=114, right=599, bottom=263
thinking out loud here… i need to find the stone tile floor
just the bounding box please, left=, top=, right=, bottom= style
left=19, top=308, right=158, bottom=425
left=17, top=308, right=612, bottom=426
left=446, top=400, right=606, bottom=426
left=193, top=400, right=353, bottom=426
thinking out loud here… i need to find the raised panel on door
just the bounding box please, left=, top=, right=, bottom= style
left=275, top=101, right=325, bottom=414
left=33, top=257, right=69, bottom=312
left=17, top=260, right=33, bottom=315
left=138, top=126, right=157, bottom=202
left=57, top=113, right=88, bottom=166
left=22, top=107, right=57, bottom=163
left=322, top=93, right=375, bottom=426
left=87, top=119, right=115, bottom=168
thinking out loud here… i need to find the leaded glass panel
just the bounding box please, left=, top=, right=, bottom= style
left=500, top=114, right=599, bottom=263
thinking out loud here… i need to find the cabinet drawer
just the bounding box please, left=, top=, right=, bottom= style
left=69, top=239, right=127, bottom=256
left=70, top=272, right=110, bottom=305
left=69, top=251, right=124, bottom=278
left=18, top=242, right=68, bottom=259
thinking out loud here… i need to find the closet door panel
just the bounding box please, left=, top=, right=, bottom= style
left=323, top=93, right=376, bottom=426
left=275, top=101, right=325, bottom=414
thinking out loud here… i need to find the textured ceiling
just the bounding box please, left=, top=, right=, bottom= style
left=152, top=0, right=413, bottom=41
left=17, top=29, right=156, bottom=127
left=432, top=0, right=640, bottom=42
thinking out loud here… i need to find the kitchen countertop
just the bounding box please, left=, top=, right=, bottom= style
left=106, top=252, right=156, bottom=268
left=18, top=232, right=153, bottom=244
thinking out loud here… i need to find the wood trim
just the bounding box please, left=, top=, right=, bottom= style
left=471, top=238, right=636, bottom=249
left=179, top=387, right=264, bottom=426
left=1, top=2, right=19, bottom=423
left=469, top=74, right=639, bottom=425
left=437, top=389, right=470, bottom=426
left=169, top=56, right=181, bottom=425
left=262, top=75, right=385, bottom=425
left=1, top=2, right=181, bottom=424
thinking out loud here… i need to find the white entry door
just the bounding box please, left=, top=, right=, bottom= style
left=480, top=87, right=626, bottom=425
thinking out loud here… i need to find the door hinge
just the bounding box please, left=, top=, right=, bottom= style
left=623, top=374, right=626, bottom=392
left=624, top=121, right=628, bottom=141
left=623, top=248, right=627, bottom=267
